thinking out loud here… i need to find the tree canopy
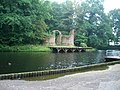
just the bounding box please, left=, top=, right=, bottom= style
left=47, top=0, right=115, bottom=47
left=0, top=0, right=51, bottom=45
left=108, top=9, right=120, bottom=44
left=0, top=0, right=120, bottom=48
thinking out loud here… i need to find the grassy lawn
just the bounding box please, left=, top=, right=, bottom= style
left=0, top=45, right=51, bottom=52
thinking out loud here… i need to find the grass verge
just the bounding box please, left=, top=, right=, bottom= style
left=0, top=45, right=51, bottom=52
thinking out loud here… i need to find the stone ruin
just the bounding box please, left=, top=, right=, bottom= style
left=45, top=30, right=74, bottom=46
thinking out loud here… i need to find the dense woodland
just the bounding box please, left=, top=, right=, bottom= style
left=0, top=0, right=120, bottom=48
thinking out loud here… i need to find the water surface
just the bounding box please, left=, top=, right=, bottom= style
left=0, top=50, right=105, bottom=74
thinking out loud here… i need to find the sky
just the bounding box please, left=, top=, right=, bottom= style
left=104, top=0, right=120, bottom=13
left=50, top=0, right=120, bottom=13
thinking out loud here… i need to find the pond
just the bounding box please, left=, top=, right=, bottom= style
left=0, top=50, right=106, bottom=74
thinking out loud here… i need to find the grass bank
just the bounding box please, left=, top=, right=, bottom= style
left=86, top=48, right=96, bottom=51
left=0, top=45, right=51, bottom=52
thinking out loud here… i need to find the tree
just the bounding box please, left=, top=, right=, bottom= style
left=108, top=9, right=120, bottom=44
left=75, top=0, right=113, bottom=47
left=0, top=0, right=51, bottom=45
left=47, top=0, right=75, bottom=34
left=45, top=2, right=63, bottom=32
left=60, top=0, right=75, bottom=32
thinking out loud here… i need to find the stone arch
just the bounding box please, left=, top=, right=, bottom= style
left=52, top=30, right=62, bottom=45
left=52, top=30, right=62, bottom=35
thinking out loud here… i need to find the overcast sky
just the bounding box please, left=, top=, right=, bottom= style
left=50, top=0, right=120, bottom=13
left=104, top=0, right=120, bottom=13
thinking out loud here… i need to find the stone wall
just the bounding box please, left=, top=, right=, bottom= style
left=44, top=35, right=55, bottom=46
left=45, top=30, right=74, bottom=46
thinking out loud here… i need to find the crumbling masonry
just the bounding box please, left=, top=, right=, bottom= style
left=45, top=30, right=74, bottom=46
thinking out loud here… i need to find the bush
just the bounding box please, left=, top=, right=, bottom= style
left=80, top=43, right=88, bottom=47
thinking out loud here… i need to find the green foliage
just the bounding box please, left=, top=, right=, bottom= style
left=74, top=34, right=88, bottom=46
left=108, top=9, right=120, bottom=43
left=46, top=0, right=116, bottom=48
left=0, top=0, right=119, bottom=49
left=46, top=0, right=75, bottom=33
left=0, top=0, right=51, bottom=45
left=80, top=43, right=88, bottom=47
left=0, top=45, right=51, bottom=52
left=45, top=2, right=63, bottom=32
left=75, top=0, right=113, bottom=48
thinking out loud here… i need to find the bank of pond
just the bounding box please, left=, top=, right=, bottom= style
left=0, top=61, right=120, bottom=80
left=0, top=45, right=51, bottom=52
left=0, top=45, right=94, bottom=52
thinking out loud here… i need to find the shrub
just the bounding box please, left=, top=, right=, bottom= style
left=80, top=43, right=88, bottom=47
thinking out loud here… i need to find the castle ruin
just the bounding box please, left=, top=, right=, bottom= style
left=45, top=30, right=74, bottom=46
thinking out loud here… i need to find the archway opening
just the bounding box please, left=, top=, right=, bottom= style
left=53, top=30, right=62, bottom=45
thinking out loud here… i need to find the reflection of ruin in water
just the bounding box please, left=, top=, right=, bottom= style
left=53, top=53, right=75, bottom=69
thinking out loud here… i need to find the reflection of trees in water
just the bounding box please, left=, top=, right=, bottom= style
left=0, top=51, right=106, bottom=74
left=0, top=52, right=55, bottom=74
left=52, top=53, right=75, bottom=69
left=49, top=51, right=105, bottom=69
left=95, top=50, right=105, bottom=63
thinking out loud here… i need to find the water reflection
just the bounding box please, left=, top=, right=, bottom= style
left=106, top=50, right=120, bottom=56
left=0, top=51, right=105, bottom=74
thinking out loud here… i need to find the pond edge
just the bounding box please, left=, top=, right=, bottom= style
left=0, top=60, right=120, bottom=80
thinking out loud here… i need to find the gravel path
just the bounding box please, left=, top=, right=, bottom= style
left=0, top=64, right=120, bottom=90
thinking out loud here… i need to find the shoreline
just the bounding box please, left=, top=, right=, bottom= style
left=0, top=60, right=120, bottom=80
left=0, top=63, right=120, bottom=90
left=0, top=45, right=51, bottom=52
